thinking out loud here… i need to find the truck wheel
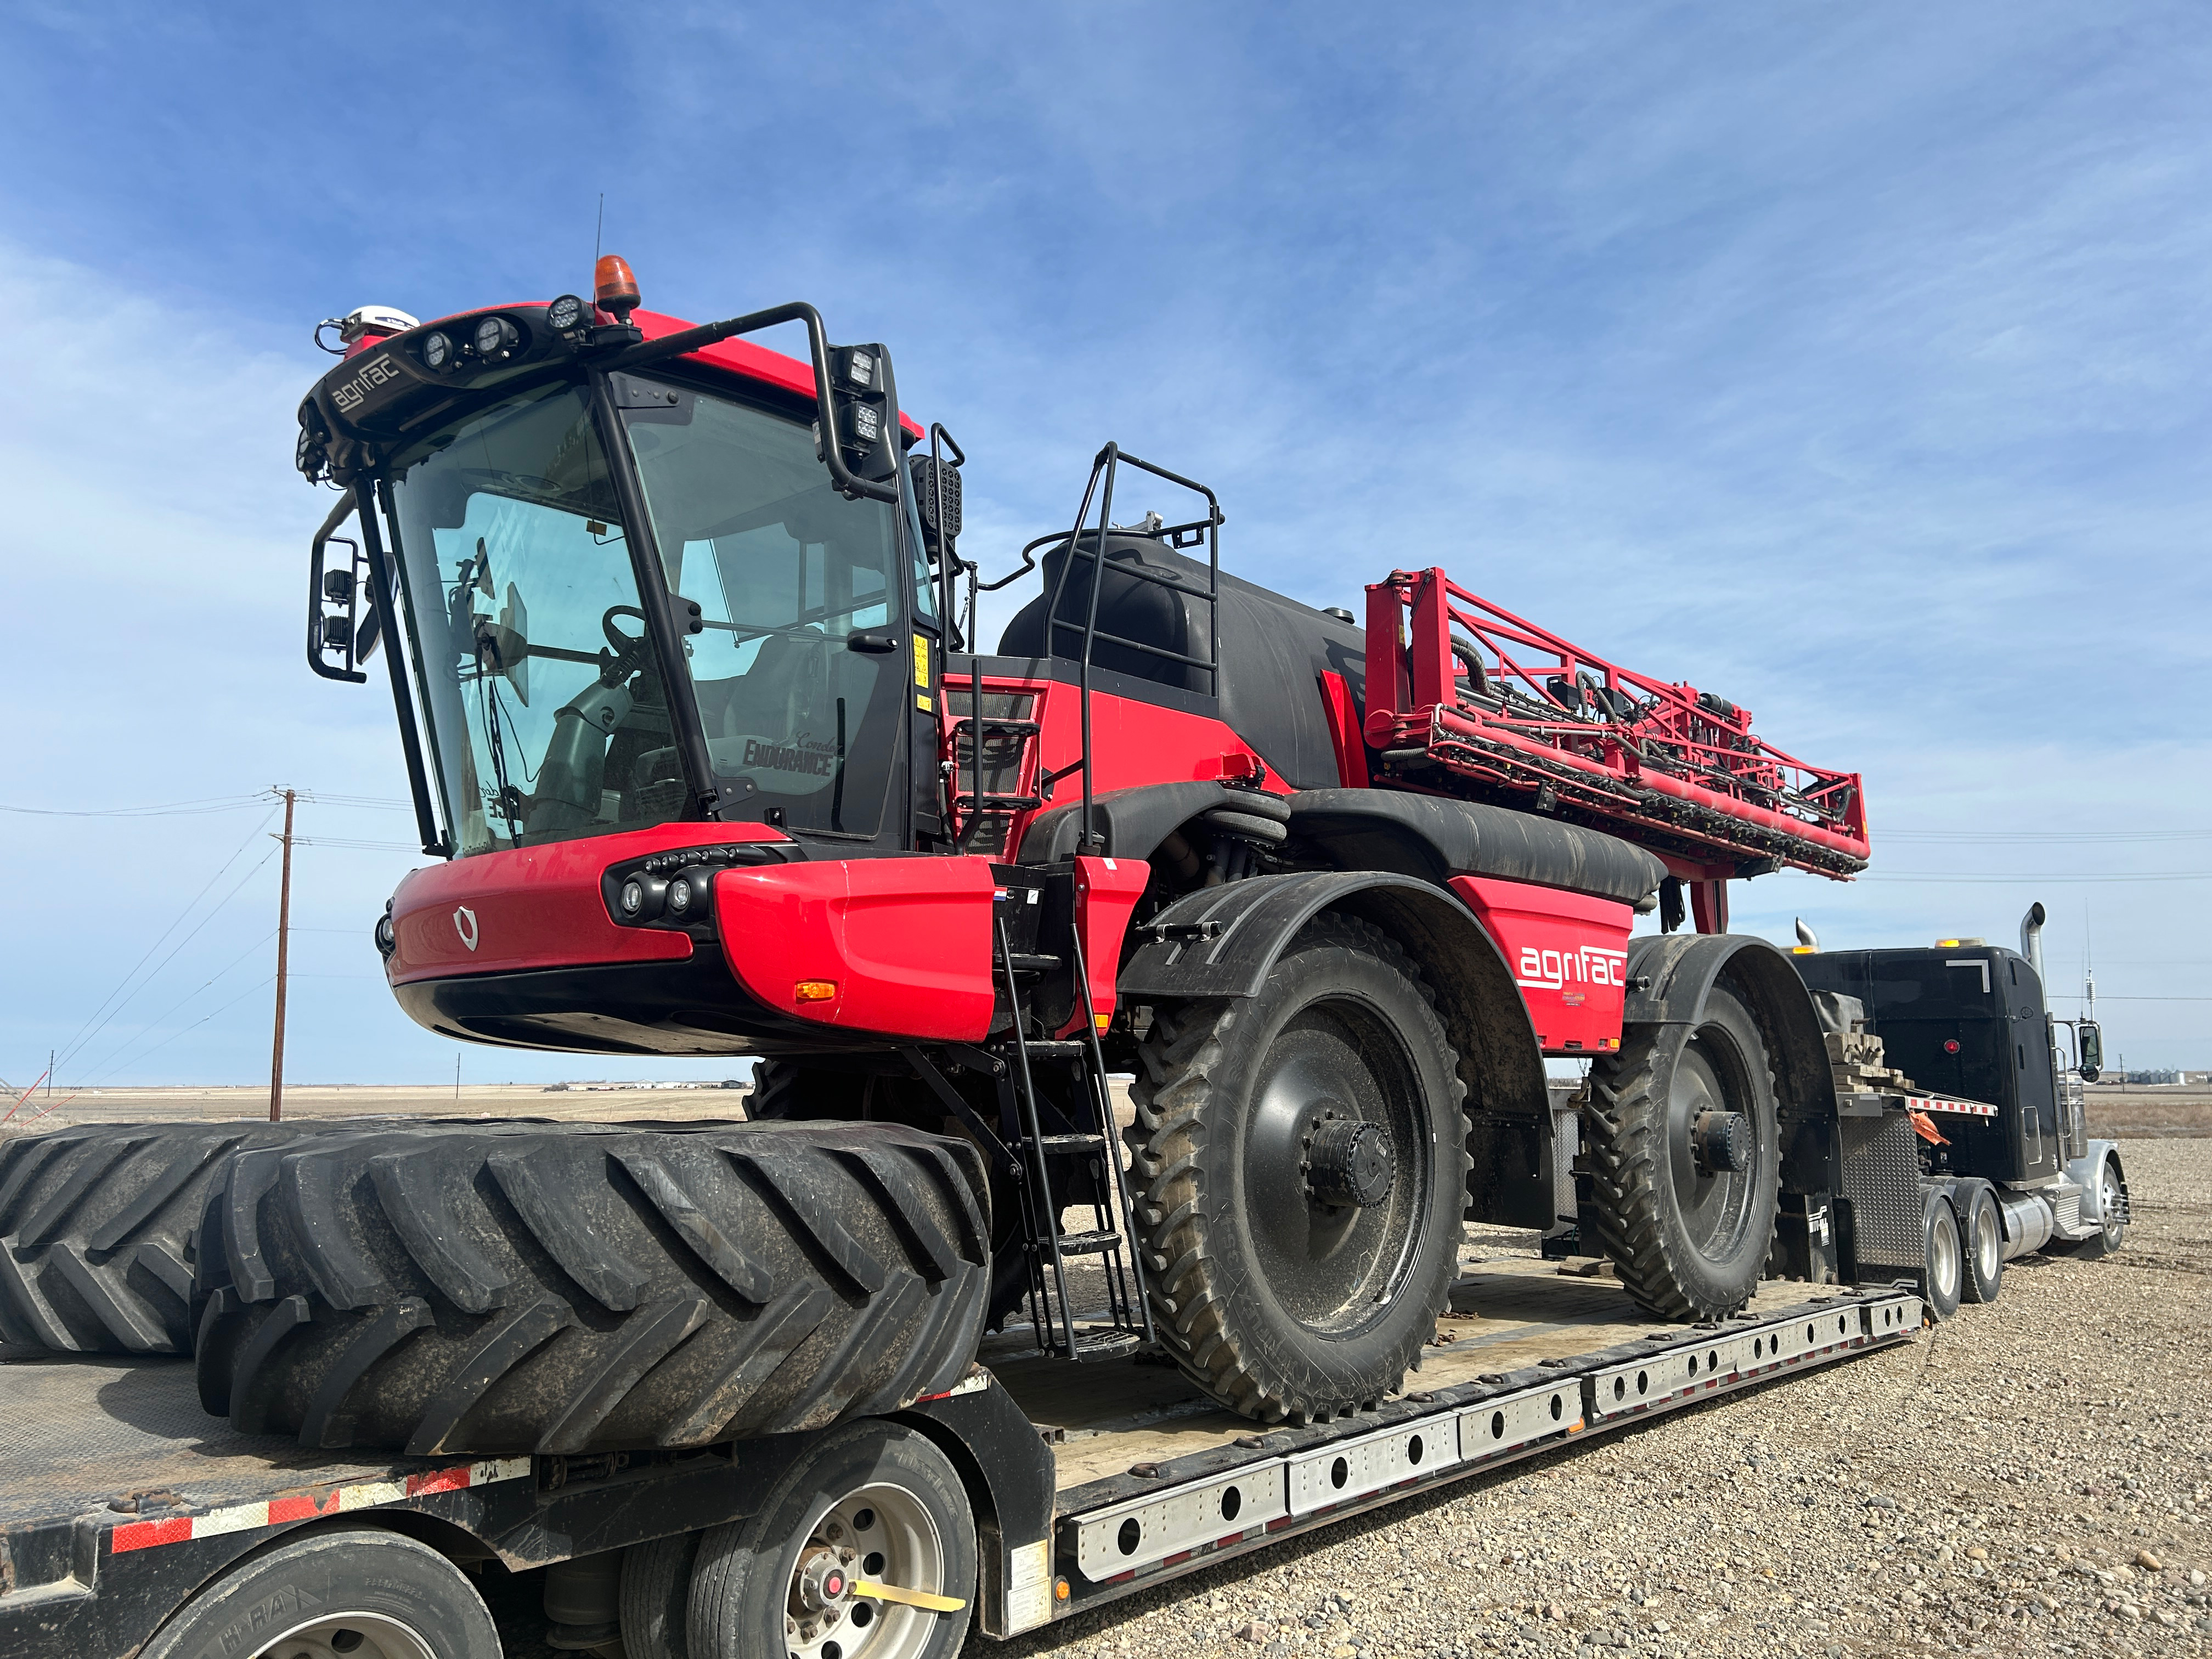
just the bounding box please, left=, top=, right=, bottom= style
left=1959, top=1186, right=2004, bottom=1304
left=687, top=1419, right=975, bottom=1659
left=2060, top=1155, right=2130, bottom=1260
left=0, top=1121, right=342, bottom=1355
left=138, top=1522, right=499, bottom=1659
left=1920, top=1189, right=1963, bottom=1319
left=1126, top=913, right=1470, bottom=1425
left=196, top=1121, right=990, bottom=1456
left=1585, top=984, right=1781, bottom=1322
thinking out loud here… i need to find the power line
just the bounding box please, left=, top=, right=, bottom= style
left=71, top=930, right=276, bottom=1086
left=58, top=841, right=281, bottom=1076
left=51, top=807, right=279, bottom=1070
left=0, top=791, right=410, bottom=819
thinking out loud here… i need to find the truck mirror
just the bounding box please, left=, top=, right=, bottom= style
left=2078, top=1020, right=2102, bottom=1081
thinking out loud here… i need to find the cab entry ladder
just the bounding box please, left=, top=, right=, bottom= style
left=992, top=915, right=1153, bottom=1362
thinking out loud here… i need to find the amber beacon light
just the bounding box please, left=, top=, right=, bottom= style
left=594, top=253, right=642, bottom=322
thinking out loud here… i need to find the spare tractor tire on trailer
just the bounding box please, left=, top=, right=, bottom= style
left=1584, top=981, right=1782, bottom=1322
left=194, top=1120, right=991, bottom=1457
left=747, top=1060, right=1079, bottom=1340
left=1126, top=913, right=1471, bottom=1425
left=0, top=1119, right=413, bottom=1356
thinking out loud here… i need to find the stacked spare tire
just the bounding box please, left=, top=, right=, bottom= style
left=1, top=1119, right=992, bottom=1458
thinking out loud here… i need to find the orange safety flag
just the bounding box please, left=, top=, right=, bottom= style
left=1908, top=1109, right=1948, bottom=1147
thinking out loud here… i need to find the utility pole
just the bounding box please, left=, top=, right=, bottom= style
left=269, top=788, right=297, bottom=1122
left=47, top=1049, right=52, bottom=1099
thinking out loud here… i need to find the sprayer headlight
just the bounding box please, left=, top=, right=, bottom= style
left=545, top=294, right=588, bottom=332
left=421, top=331, right=455, bottom=371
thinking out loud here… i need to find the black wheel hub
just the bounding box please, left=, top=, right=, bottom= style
left=1243, top=1005, right=1429, bottom=1335
left=1304, top=1118, right=1396, bottom=1209
left=1692, top=1110, right=1750, bottom=1175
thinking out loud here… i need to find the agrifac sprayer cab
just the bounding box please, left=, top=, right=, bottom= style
left=292, top=261, right=2123, bottom=1447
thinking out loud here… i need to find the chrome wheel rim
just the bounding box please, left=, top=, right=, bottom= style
left=1973, top=1203, right=2001, bottom=1282
left=1929, top=1211, right=1961, bottom=1302
left=786, top=1481, right=946, bottom=1659
left=2100, top=1165, right=2125, bottom=1246
left=250, top=1611, right=436, bottom=1659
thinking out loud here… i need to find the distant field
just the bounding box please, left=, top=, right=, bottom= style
left=4, top=1080, right=2203, bottom=1137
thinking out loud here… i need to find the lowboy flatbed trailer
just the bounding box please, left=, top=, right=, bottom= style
left=0, top=1267, right=1922, bottom=1658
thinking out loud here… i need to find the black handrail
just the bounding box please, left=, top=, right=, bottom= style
left=1036, top=445, right=1223, bottom=852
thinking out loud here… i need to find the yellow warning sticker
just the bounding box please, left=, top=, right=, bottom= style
left=916, top=693, right=934, bottom=713
left=913, top=634, right=932, bottom=689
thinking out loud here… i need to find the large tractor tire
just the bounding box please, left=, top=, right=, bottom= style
left=750, top=1061, right=1039, bottom=1337
left=1125, top=914, right=1470, bottom=1425
left=194, top=1120, right=991, bottom=1457
left=1585, top=982, right=1782, bottom=1321
left=0, top=1120, right=358, bottom=1355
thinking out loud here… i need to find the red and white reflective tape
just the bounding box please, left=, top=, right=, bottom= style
left=1908, top=1094, right=1998, bottom=1118
left=110, top=1457, right=531, bottom=1554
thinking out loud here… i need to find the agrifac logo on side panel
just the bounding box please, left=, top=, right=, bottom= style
left=453, top=907, right=480, bottom=952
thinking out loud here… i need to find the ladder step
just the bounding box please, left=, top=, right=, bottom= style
left=1013, top=1041, right=1087, bottom=1059
left=1056, top=1229, right=1122, bottom=1253
left=1028, top=1133, right=1105, bottom=1152
left=1069, top=1330, right=1143, bottom=1362
left=955, top=794, right=1045, bottom=812
left=964, top=719, right=1041, bottom=735
left=1002, top=952, right=1062, bottom=973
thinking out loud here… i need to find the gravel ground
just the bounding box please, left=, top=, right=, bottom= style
left=480, top=1137, right=2209, bottom=1659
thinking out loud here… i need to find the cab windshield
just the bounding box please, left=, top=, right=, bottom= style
left=620, top=381, right=909, bottom=837
left=388, top=382, right=683, bottom=855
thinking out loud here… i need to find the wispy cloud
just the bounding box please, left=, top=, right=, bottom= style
left=2, top=2, right=2207, bottom=1074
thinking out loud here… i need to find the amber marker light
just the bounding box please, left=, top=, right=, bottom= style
left=594, top=253, right=642, bottom=321
left=794, top=981, right=838, bottom=1003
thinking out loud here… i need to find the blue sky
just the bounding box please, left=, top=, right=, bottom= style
left=3, top=2, right=2207, bottom=1089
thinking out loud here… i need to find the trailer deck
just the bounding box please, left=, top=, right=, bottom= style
left=0, top=1267, right=1922, bottom=1654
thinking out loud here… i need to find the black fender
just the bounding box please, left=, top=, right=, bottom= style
left=1018, top=781, right=1253, bottom=865
left=1622, top=932, right=1838, bottom=1194
left=1119, top=870, right=1555, bottom=1227
left=1286, top=789, right=1667, bottom=905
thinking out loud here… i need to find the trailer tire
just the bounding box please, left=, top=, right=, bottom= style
left=195, top=1121, right=990, bottom=1457
left=1585, top=983, right=1781, bottom=1322
left=1920, top=1189, right=1963, bottom=1319
left=0, top=1120, right=371, bottom=1356
left=138, top=1522, right=499, bottom=1659
left=622, top=1530, right=701, bottom=1659
left=1959, top=1186, right=2003, bottom=1304
left=1126, top=913, right=1470, bottom=1425
left=687, top=1419, right=975, bottom=1659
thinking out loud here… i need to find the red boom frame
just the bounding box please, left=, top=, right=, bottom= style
left=1364, top=569, right=1868, bottom=878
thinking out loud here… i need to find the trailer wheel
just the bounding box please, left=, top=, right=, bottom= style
left=687, top=1419, right=975, bottom=1659
left=1920, top=1190, right=1963, bottom=1319
left=1126, top=913, right=1470, bottom=1425
left=138, top=1522, right=499, bottom=1659
left=1585, top=983, right=1781, bottom=1321
left=1959, top=1186, right=2004, bottom=1304
left=622, top=1531, right=702, bottom=1659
